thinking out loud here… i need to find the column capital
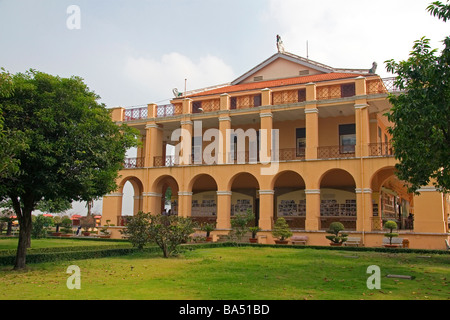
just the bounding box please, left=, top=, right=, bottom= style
left=219, top=116, right=231, bottom=122
left=217, top=191, right=232, bottom=196
left=305, top=189, right=320, bottom=195
left=178, top=191, right=193, bottom=196
left=354, top=103, right=369, bottom=109
left=304, top=108, right=319, bottom=114
left=145, top=123, right=160, bottom=129
left=142, top=192, right=162, bottom=197
left=355, top=188, right=372, bottom=194
left=104, top=192, right=124, bottom=197
left=258, top=190, right=274, bottom=195
left=259, top=112, right=273, bottom=118
left=180, top=120, right=193, bottom=126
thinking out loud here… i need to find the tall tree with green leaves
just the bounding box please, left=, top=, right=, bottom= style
left=0, top=69, right=138, bottom=269
left=0, top=69, right=27, bottom=186
left=384, top=1, right=450, bottom=194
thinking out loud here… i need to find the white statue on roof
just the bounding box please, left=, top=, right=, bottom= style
left=276, top=35, right=285, bottom=53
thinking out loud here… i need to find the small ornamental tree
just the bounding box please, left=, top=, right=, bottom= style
left=31, top=215, right=54, bottom=239
left=122, top=211, right=151, bottom=250
left=325, top=222, right=348, bottom=245
left=201, top=222, right=216, bottom=239
left=229, top=209, right=254, bottom=243
left=384, top=220, right=399, bottom=245
left=272, top=217, right=293, bottom=242
left=148, top=214, right=195, bottom=258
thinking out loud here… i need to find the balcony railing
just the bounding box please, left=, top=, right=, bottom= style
left=123, top=157, right=144, bottom=169
left=156, top=103, right=182, bottom=118
left=154, top=155, right=177, bottom=167
left=123, top=106, right=148, bottom=121
left=317, top=145, right=355, bottom=159
left=275, top=148, right=305, bottom=161
left=369, top=142, right=394, bottom=157
left=146, top=143, right=396, bottom=168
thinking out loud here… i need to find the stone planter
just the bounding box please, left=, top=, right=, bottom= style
left=330, top=242, right=343, bottom=246
left=275, top=240, right=288, bottom=245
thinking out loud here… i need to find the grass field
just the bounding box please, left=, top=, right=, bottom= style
left=0, top=243, right=448, bottom=300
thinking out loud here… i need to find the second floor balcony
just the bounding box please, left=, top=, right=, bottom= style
left=124, top=142, right=393, bottom=170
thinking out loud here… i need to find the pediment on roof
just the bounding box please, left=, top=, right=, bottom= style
left=231, top=52, right=335, bottom=85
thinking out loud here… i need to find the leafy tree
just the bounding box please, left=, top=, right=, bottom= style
left=31, top=215, right=54, bottom=239
left=384, top=1, right=450, bottom=193
left=122, top=211, right=151, bottom=250
left=147, top=214, right=195, bottom=258
left=0, top=69, right=27, bottom=186
left=272, top=217, right=293, bottom=242
left=229, top=209, right=254, bottom=243
left=0, top=69, right=138, bottom=269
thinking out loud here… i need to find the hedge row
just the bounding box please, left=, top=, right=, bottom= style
left=182, top=242, right=450, bottom=255
left=0, top=246, right=161, bottom=266
left=0, top=244, right=132, bottom=257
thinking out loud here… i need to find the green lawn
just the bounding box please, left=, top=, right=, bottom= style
left=0, top=245, right=448, bottom=300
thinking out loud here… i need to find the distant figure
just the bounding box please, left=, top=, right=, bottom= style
left=168, top=209, right=172, bottom=216
left=407, top=213, right=414, bottom=230
left=76, top=226, right=82, bottom=236
left=162, top=209, right=167, bottom=216
left=276, top=35, right=285, bottom=53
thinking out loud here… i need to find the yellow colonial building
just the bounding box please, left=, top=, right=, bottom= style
left=102, top=50, right=450, bottom=249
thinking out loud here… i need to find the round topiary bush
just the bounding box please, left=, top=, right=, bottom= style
left=383, top=220, right=399, bottom=245
left=325, top=222, right=348, bottom=245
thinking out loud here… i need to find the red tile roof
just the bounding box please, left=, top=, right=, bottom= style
left=187, top=72, right=363, bottom=98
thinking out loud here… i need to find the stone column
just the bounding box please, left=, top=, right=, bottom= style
left=216, top=191, right=232, bottom=229
left=178, top=191, right=193, bottom=218
left=259, top=190, right=274, bottom=230
left=305, top=189, right=321, bottom=230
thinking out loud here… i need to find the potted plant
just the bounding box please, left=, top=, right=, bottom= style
left=248, top=226, right=261, bottom=243
left=201, top=222, right=216, bottom=242
left=272, top=217, right=293, bottom=244
left=99, top=220, right=111, bottom=238
left=80, top=215, right=95, bottom=236
left=325, top=222, right=348, bottom=246
left=383, top=220, right=399, bottom=247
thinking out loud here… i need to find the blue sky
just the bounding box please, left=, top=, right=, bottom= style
left=0, top=0, right=447, bottom=215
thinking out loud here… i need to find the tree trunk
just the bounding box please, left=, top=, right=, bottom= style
left=6, top=221, right=12, bottom=236
left=11, top=195, right=34, bottom=270
left=14, top=210, right=32, bottom=270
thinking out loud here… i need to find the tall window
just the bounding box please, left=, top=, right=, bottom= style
left=339, top=124, right=356, bottom=153
left=296, top=128, right=306, bottom=156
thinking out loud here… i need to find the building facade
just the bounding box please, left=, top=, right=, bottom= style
left=102, top=51, right=450, bottom=249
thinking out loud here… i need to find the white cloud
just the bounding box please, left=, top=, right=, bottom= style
left=264, top=0, right=449, bottom=77
left=123, top=52, right=235, bottom=104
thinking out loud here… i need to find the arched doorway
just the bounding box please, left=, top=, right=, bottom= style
left=272, top=170, right=306, bottom=230
left=371, top=167, right=414, bottom=231
left=189, top=174, right=218, bottom=225
left=319, top=169, right=357, bottom=230
left=229, top=172, right=260, bottom=226
left=117, top=176, right=144, bottom=226
left=152, top=175, right=180, bottom=215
